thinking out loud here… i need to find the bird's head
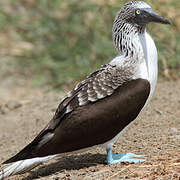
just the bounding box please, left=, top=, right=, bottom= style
left=112, top=1, right=171, bottom=56
left=115, top=1, right=171, bottom=27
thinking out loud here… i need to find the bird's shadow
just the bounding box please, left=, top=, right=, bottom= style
left=22, top=153, right=106, bottom=180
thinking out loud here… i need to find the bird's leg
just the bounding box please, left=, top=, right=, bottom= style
left=106, top=148, right=146, bottom=164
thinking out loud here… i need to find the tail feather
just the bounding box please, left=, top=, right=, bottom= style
left=3, top=141, right=38, bottom=164
left=0, top=155, right=56, bottom=180
left=3, top=151, right=31, bottom=165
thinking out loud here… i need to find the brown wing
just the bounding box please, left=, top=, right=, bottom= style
left=33, top=64, right=124, bottom=137
left=35, top=78, right=150, bottom=156
left=4, top=77, right=150, bottom=163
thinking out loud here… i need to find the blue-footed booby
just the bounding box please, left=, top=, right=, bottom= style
left=0, top=1, right=170, bottom=179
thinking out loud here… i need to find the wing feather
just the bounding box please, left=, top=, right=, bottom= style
left=20, top=64, right=134, bottom=148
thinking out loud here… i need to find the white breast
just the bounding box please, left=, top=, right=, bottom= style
left=138, top=31, right=158, bottom=98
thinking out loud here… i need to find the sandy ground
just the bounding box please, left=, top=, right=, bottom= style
left=0, top=78, right=180, bottom=180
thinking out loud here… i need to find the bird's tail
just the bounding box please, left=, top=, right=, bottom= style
left=0, top=155, right=56, bottom=180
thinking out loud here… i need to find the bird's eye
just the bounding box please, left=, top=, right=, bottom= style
left=135, top=9, right=141, bottom=15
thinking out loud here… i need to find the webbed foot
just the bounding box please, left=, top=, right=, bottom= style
left=106, top=148, right=145, bottom=164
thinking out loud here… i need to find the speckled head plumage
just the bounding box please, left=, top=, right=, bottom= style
left=115, top=1, right=150, bottom=23
left=114, top=1, right=170, bottom=26
left=112, top=1, right=170, bottom=55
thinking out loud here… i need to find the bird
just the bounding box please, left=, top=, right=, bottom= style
left=0, top=1, right=170, bottom=179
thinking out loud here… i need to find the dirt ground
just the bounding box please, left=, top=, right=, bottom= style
left=0, top=75, right=180, bottom=179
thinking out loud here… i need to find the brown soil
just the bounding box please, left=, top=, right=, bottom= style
left=0, top=77, right=180, bottom=179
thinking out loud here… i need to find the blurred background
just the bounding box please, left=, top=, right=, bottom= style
left=0, top=2, right=180, bottom=179
left=0, top=0, right=179, bottom=90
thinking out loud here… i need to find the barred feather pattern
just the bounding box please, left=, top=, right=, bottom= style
left=112, top=21, right=145, bottom=57
left=112, top=1, right=148, bottom=56
left=54, top=64, right=135, bottom=119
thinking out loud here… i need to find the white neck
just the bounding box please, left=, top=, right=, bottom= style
left=138, top=31, right=158, bottom=97
left=113, top=23, right=144, bottom=57
left=110, top=29, right=158, bottom=98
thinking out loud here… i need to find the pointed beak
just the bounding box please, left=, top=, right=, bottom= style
left=144, top=8, right=171, bottom=25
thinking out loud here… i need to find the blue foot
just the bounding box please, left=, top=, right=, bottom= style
left=106, top=148, right=146, bottom=164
